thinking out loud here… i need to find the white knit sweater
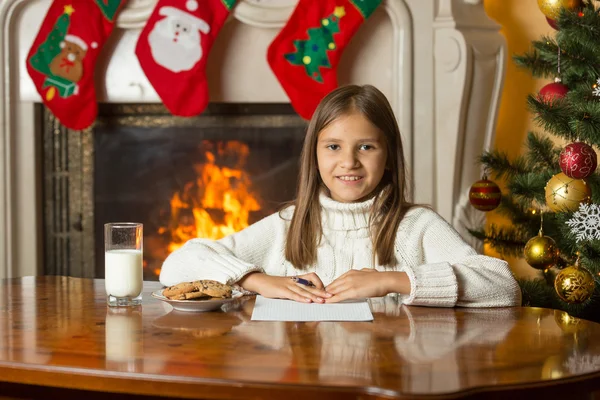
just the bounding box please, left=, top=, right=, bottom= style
left=160, top=193, right=522, bottom=308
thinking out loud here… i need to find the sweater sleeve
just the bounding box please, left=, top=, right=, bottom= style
left=400, top=209, right=522, bottom=308
left=159, top=210, right=288, bottom=287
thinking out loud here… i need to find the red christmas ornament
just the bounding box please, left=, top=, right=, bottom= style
left=539, top=82, right=569, bottom=104
left=559, top=142, right=598, bottom=179
left=469, top=179, right=501, bottom=211
left=546, top=17, right=559, bottom=30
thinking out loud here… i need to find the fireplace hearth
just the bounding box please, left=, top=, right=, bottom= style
left=42, top=103, right=306, bottom=279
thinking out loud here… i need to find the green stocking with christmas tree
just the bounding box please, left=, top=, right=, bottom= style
left=27, top=1, right=126, bottom=130
left=267, top=0, right=382, bottom=119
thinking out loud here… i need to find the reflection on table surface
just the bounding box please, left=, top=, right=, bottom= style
left=1, top=276, right=600, bottom=398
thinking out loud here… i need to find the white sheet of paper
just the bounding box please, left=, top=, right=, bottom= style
left=251, top=295, right=374, bottom=321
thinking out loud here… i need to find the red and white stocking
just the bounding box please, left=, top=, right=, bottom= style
left=27, top=0, right=126, bottom=130
left=135, top=0, right=237, bottom=116
left=268, top=0, right=382, bottom=120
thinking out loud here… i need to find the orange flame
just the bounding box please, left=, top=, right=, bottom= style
left=161, top=141, right=261, bottom=256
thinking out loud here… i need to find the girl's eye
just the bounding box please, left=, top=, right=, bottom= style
left=326, top=144, right=340, bottom=150
left=359, top=144, right=373, bottom=150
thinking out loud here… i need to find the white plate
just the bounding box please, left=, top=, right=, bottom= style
left=151, top=289, right=243, bottom=312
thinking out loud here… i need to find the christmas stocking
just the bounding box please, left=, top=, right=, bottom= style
left=268, top=0, right=382, bottom=120
left=135, top=0, right=237, bottom=116
left=27, top=0, right=127, bottom=130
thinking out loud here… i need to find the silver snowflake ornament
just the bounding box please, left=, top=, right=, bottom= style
left=594, top=78, right=600, bottom=97
left=566, top=203, right=600, bottom=242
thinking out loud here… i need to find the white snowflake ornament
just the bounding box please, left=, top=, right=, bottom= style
left=566, top=203, right=600, bottom=242
left=593, top=78, right=600, bottom=97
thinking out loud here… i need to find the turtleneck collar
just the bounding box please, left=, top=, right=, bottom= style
left=319, top=192, right=375, bottom=231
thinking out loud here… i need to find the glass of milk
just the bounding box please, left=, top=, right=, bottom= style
left=104, top=222, right=143, bottom=307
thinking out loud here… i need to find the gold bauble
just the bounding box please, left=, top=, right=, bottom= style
left=544, top=172, right=591, bottom=212
left=537, top=0, right=583, bottom=19
left=524, top=233, right=559, bottom=270
left=554, top=264, right=595, bottom=304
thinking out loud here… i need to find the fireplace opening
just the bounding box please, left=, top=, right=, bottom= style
left=41, top=103, right=307, bottom=280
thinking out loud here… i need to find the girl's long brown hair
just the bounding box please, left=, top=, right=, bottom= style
left=285, top=84, right=413, bottom=269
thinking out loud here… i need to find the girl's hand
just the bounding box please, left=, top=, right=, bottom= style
left=325, top=269, right=410, bottom=303
left=238, top=272, right=332, bottom=303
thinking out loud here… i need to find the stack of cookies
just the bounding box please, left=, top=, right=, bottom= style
left=162, top=280, right=233, bottom=300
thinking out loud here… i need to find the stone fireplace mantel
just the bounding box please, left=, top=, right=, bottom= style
left=0, top=0, right=505, bottom=279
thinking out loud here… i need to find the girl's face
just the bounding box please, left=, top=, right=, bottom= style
left=316, top=111, right=387, bottom=203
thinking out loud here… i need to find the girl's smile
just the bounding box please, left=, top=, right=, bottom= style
left=337, top=175, right=363, bottom=182
left=316, top=111, right=387, bottom=203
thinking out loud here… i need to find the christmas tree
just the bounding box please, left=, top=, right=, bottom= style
left=284, top=6, right=346, bottom=83
left=472, top=0, right=600, bottom=321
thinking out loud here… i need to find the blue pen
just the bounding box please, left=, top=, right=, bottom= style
left=290, top=276, right=316, bottom=288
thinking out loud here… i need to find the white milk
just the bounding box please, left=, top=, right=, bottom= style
left=105, top=249, right=143, bottom=297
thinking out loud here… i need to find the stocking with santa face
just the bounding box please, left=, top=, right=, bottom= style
left=27, top=0, right=126, bottom=130
left=135, top=0, right=237, bottom=116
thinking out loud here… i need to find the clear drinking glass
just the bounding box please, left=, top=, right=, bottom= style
left=104, top=222, right=143, bottom=307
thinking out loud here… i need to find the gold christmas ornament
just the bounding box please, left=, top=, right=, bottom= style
left=544, top=172, right=591, bottom=212
left=554, top=259, right=595, bottom=304
left=524, top=232, right=559, bottom=270
left=524, top=213, right=558, bottom=270
left=537, top=0, right=583, bottom=19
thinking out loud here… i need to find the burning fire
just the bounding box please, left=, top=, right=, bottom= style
left=158, top=140, right=261, bottom=260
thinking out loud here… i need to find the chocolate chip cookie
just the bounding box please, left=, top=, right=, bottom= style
left=192, top=280, right=232, bottom=298
left=162, top=280, right=232, bottom=300
left=162, top=282, right=197, bottom=299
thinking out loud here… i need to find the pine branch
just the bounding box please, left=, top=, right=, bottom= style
left=525, top=132, right=561, bottom=169
left=513, top=48, right=598, bottom=84
left=523, top=36, right=600, bottom=83
left=509, top=172, right=556, bottom=205
left=528, top=96, right=573, bottom=138
left=518, top=278, right=555, bottom=308
left=580, top=251, right=600, bottom=275
left=568, top=103, right=600, bottom=144
left=558, top=3, right=600, bottom=52
left=513, top=51, right=556, bottom=79
left=557, top=44, right=600, bottom=82
left=478, top=151, right=528, bottom=180
left=471, top=223, right=529, bottom=258
left=567, top=83, right=598, bottom=107
left=584, top=173, right=600, bottom=203
left=531, top=36, right=560, bottom=62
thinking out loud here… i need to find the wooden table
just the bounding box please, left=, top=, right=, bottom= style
left=1, top=276, right=600, bottom=399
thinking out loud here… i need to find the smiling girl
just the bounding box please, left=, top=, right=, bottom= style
left=160, top=85, right=521, bottom=307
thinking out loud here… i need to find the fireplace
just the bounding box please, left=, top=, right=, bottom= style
left=0, top=0, right=507, bottom=279
left=42, top=103, right=306, bottom=279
